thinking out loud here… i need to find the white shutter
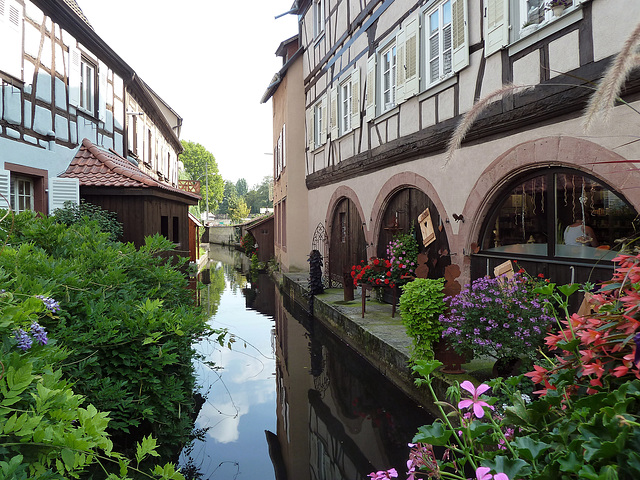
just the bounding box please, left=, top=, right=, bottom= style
left=452, top=0, right=469, bottom=72
left=281, top=124, right=286, bottom=169
left=485, top=0, right=509, bottom=57
left=320, top=94, right=328, bottom=145
left=350, top=67, right=360, bottom=129
left=365, top=55, right=376, bottom=121
left=48, top=177, right=79, bottom=214
left=306, top=107, right=314, bottom=151
left=98, top=61, right=107, bottom=122
left=395, top=29, right=406, bottom=104
left=0, top=169, right=10, bottom=210
left=403, top=12, right=420, bottom=99
left=136, top=120, right=144, bottom=159
left=68, top=45, right=81, bottom=107
left=329, top=85, right=338, bottom=139
left=0, top=0, right=23, bottom=80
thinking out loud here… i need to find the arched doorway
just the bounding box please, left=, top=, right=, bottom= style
left=377, top=187, right=450, bottom=279
left=329, top=197, right=367, bottom=285
left=471, top=167, right=639, bottom=285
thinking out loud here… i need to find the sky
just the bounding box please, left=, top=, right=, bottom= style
left=76, top=0, right=299, bottom=189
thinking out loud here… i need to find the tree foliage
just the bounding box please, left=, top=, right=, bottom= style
left=179, top=140, right=224, bottom=213
left=229, top=197, right=250, bottom=223
left=235, top=178, right=248, bottom=197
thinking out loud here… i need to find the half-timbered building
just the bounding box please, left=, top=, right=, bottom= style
left=0, top=0, right=187, bottom=233
left=290, top=0, right=640, bottom=290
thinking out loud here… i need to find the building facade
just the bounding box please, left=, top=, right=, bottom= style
left=0, top=0, right=183, bottom=219
left=263, top=35, right=309, bottom=273
left=293, top=0, right=640, bottom=289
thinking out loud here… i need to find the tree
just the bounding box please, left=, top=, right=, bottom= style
left=179, top=140, right=224, bottom=214
left=218, top=181, right=238, bottom=215
left=229, top=197, right=250, bottom=223
left=235, top=178, right=248, bottom=197
left=245, top=176, right=273, bottom=214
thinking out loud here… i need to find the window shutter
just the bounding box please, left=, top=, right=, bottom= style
left=395, top=29, right=406, bottom=104
left=320, top=94, right=328, bottom=145
left=452, top=0, right=469, bottom=72
left=98, top=61, right=107, bottom=122
left=329, top=85, right=338, bottom=139
left=0, top=169, right=10, bottom=210
left=282, top=124, right=286, bottom=169
left=365, top=55, right=376, bottom=121
left=485, top=0, right=509, bottom=57
left=0, top=0, right=23, bottom=79
left=48, top=177, right=79, bottom=214
left=350, top=67, right=360, bottom=129
left=307, top=107, right=314, bottom=151
left=403, top=12, right=420, bottom=99
left=68, top=46, right=81, bottom=107
left=137, top=120, right=144, bottom=159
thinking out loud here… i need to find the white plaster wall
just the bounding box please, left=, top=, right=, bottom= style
left=0, top=136, right=77, bottom=177
left=513, top=51, right=540, bottom=87
left=549, top=30, right=580, bottom=78
left=592, top=0, right=640, bottom=62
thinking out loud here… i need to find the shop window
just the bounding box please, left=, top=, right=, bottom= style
left=481, top=169, right=637, bottom=262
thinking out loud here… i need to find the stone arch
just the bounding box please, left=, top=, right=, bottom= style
left=370, top=172, right=454, bottom=255
left=459, top=136, right=640, bottom=255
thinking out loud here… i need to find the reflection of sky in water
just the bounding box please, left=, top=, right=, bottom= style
left=179, top=279, right=276, bottom=479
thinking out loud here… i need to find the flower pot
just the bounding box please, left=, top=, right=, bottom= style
left=492, top=356, right=523, bottom=377
left=551, top=5, right=565, bottom=16
left=434, top=339, right=469, bottom=374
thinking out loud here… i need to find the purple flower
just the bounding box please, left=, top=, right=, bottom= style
left=14, top=328, right=32, bottom=351
left=36, top=295, right=61, bottom=313
left=634, top=333, right=640, bottom=366
left=458, top=381, right=494, bottom=418
left=30, top=322, right=48, bottom=346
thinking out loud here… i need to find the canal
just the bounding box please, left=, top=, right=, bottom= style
left=178, top=245, right=433, bottom=479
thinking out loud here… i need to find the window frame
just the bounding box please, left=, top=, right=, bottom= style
left=425, top=0, right=454, bottom=88
left=79, top=57, right=97, bottom=115
left=380, top=41, right=397, bottom=113
left=512, top=0, right=575, bottom=43
left=10, top=175, right=34, bottom=213
left=313, top=0, right=325, bottom=39
left=340, top=78, right=352, bottom=135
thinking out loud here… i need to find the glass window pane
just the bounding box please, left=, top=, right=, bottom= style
left=430, top=11, right=439, bottom=34
left=443, top=1, right=451, bottom=24
left=555, top=173, right=636, bottom=259
left=482, top=174, right=549, bottom=256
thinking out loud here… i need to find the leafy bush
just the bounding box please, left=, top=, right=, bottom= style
left=53, top=200, right=123, bottom=241
left=370, top=252, right=640, bottom=480
left=399, top=278, right=446, bottom=360
left=0, top=291, right=186, bottom=479
left=0, top=210, right=212, bottom=462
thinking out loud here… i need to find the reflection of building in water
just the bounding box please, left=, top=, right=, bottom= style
left=272, top=289, right=433, bottom=480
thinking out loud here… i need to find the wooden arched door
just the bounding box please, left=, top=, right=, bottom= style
left=329, top=198, right=367, bottom=285
left=377, top=188, right=450, bottom=279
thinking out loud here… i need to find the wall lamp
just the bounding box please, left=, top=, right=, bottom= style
left=452, top=213, right=464, bottom=223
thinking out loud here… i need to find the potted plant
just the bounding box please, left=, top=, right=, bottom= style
left=398, top=278, right=446, bottom=362
left=439, top=272, right=555, bottom=375
left=546, top=0, right=572, bottom=16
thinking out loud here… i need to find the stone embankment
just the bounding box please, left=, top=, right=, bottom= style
left=279, top=273, right=490, bottom=415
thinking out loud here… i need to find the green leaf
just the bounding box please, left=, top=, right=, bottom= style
left=136, top=435, right=160, bottom=464
left=411, top=359, right=443, bottom=378
left=413, top=422, right=453, bottom=446
left=513, top=437, right=551, bottom=461
left=61, top=448, right=76, bottom=471
left=557, top=283, right=581, bottom=297
left=558, top=451, right=582, bottom=473
left=482, top=455, right=530, bottom=479
left=468, top=420, right=493, bottom=439
left=556, top=338, right=581, bottom=351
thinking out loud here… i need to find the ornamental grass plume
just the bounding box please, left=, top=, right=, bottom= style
left=582, top=21, right=640, bottom=131
left=444, top=84, right=530, bottom=166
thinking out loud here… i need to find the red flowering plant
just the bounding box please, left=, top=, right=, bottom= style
left=351, top=257, right=393, bottom=287
left=385, top=228, right=420, bottom=286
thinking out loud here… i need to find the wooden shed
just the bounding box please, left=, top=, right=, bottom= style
left=62, top=138, right=200, bottom=254
left=245, top=214, right=274, bottom=263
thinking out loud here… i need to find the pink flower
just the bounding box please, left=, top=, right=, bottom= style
left=368, top=468, right=398, bottom=479
left=476, top=467, right=509, bottom=480
left=458, top=380, right=494, bottom=418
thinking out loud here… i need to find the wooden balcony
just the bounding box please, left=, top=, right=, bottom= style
left=179, top=180, right=201, bottom=195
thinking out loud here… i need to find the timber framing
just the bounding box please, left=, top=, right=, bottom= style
left=306, top=57, right=640, bottom=190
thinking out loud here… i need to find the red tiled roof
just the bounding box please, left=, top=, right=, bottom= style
left=62, top=138, right=200, bottom=200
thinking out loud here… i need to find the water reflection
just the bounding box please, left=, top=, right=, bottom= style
left=180, top=245, right=433, bottom=479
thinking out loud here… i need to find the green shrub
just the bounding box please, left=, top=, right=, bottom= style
left=0, top=211, right=212, bottom=462
left=53, top=200, right=123, bottom=241
left=399, top=278, right=446, bottom=361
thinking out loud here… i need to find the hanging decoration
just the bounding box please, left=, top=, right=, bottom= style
left=571, top=175, right=576, bottom=223
left=418, top=207, right=436, bottom=247
left=576, top=179, right=593, bottom=245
